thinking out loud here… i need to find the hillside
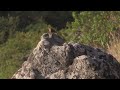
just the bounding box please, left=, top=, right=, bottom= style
left=0, top=11, right=120, bottom=79
left=12, top=32, right=120, bottom=79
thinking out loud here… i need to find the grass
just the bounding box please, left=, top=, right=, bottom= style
left=107, top=42, right=120, bottom=62
left=0, top=59, right=23, bottom=79
left=107, top=32, right=120, bottom=62
left=1, top=11, right=120, bottom=78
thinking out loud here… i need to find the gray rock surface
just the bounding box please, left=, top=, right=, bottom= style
left=12, top=33, right=120, bottom=79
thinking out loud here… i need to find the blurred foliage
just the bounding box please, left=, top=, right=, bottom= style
left=1, top=11, right=120, bottom=78
left=0, top=16, right=19, bottom=44
left=60, top=11, right=120, bottom=49
left=0, top=11, right=73, bottom=30
left=0, top=17, right=48, bottom=78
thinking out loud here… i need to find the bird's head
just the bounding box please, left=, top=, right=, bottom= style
left=48, top=27, right=56, bottom=33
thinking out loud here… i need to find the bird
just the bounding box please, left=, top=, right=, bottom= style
left=48, top=27, right=56, bottom=38
left=48, top=27, right=56, bottom=33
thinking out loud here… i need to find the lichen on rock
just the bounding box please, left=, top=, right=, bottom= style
left=12, top=33, right=120, bottom=79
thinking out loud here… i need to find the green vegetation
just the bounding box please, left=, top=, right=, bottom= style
left=60, top=11, right=120, bottom=49
left=0, top=15, right=49, bottom=78
left=0, top=11, right=120, bottom=78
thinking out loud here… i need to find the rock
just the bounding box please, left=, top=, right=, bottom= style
left=11, top=33, right=120, bottom=79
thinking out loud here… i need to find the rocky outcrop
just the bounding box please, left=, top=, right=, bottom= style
left=12, top=33, right=120, bottom=79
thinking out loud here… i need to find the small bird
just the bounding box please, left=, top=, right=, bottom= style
left=48, top=27, right=56, bottom=38
left=48, top=27, right=56, bottom=33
